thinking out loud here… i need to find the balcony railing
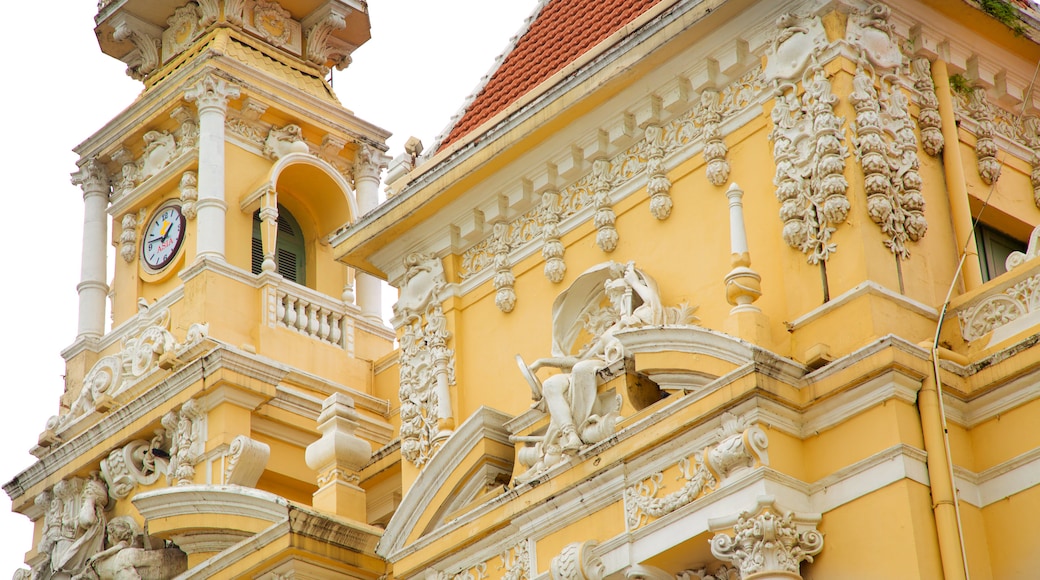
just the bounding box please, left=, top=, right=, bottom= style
left=263, top=277, right=355, bottom=349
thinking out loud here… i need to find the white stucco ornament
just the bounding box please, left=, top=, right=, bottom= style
left=763, top=13, right=827, bottom=83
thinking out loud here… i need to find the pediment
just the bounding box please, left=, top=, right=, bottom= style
left=377, top=407, right=514, bottom=560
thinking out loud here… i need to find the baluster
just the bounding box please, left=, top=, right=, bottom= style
left=295, top=300, right=308, bottom=332
left=276, top=292, right=286, bottom=326
left=284, top=296, right=297, bottom=328
left=330, top=313, right=343, bottom=346
left=319, top=309, right=331, bottom=342
left=307, top=304, right=320, bottom=337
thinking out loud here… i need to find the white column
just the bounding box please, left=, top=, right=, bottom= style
left=185, top=74, right=240, bottom=262
left=72, top=159, right=110, bottom=339
left=353, top=144, right=386, bottom=324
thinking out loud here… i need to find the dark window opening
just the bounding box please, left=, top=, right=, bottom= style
left=975, top=223, right=1026, bottom=282
left=252, top=205, right=306, bottom=285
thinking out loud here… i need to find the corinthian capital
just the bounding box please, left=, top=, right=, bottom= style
left=185, top=75, right=241, bottom=114
left=709, top=497, right=823, bottom=579
left=71, top=158, right=110, bottom=195
left=354, top=143, right=387, bottom=181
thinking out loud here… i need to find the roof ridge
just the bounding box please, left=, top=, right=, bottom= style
left=424, top=0, right=551, bottom=158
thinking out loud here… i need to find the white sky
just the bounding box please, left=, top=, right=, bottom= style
left=0, top=0, right=538, bottom=574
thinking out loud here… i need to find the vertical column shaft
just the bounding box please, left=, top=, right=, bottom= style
left=354, top=145, right=386, bottom=323
left=186, top=75, right=240, bottom=263
left=72, top=159, right=111, bottom=339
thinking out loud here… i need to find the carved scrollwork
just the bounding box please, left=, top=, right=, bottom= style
left=162, top=399, right=206, bottom=486
left=395, top=254, right=456, bottom=467
left=499, top=540, right=532, bottom=580
left=957, top=274, right=1040, bottom=341
left=625, top=417, right=768, bottom=530
left=263, top=124, right=309, bottom=159
left=676, top=565, right=739, bottom=580
left=99, top=432, right=168, bottom=499
left=179, top=172, right=198, bottom=219
left=1021, top=116, right=1040, bottom=209
left=710, top=500, right=823, bottom=578
left=551, top=541, right=605, bottom=580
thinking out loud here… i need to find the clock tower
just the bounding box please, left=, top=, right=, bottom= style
left=8, top=1, right=399, bottom=578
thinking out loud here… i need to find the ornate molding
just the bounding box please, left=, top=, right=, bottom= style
left=695, top=89, right=729, bottom=187
left=112, top=13, right=161, bottom=80
left=303, top=4, right=355, bottom=72
left=99, top=433, right=168, bottom=499
left=499, top=539, right=532, bottom=580
left=910, top=57, right=944, bottom=157
left=456, top=66, right=765, bottom=281
left=957, top=272, right=1040, bottom=341
left=541, top=190, right=567, bottom=283
left=162, top=2, right=204, bottom=60
left=263, top=124, right=310, bottom=159
left=225, top=435, right=271, bottom=487
left=119, top=212, right=140, bottom=263
left=71, top=157, right=110, bottom=196
left=162, top=399, right=207, bottom=486
left=592, top=159, right=619, bottom=252
left=644, top=125, right=673, bottom=219
left=967, top=86, right=1002, bottom=185
left=709, top=498, right=823, bottom=579
left=625, top=415, right=768, bottom=530
left=849, top=65, right=927, bottom=259
left=550, top=541, right=605, bottom=580
left=492, top=221, right=517, bottom=312
left=179, top=171, right=199, bottom=219
left=43, top=307, right=209, bottom=440
left=1022, top=116, right=1040, bottom=208
left=185, top=74, right=241, bottom=115
left=394, top=254, right=455, bottom=467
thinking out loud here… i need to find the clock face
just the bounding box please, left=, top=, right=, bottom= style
left=142, top=204, right=186, bottom=270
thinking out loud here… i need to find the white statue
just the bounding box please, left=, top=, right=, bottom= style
left=516, top=262, right=662, bottom=479
left=51, top=474, right=108, bottom=577
left=76, top=516, right=187, bottom=580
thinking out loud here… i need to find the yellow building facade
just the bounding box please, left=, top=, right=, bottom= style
left=10, top=0, right=1040, bottom=579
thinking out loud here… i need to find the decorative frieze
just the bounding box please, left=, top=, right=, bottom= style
left=709, top=498, right=823, bottom=579
left=967, top=86, right=1002, bottom=185
left=110, top=125, right=197, bottom=200
left=394, top=254, right=456, bottom=467
left=625, top=416, right=768, bottom=530
left=644, top=125, right=673, bottom=219
left=849, top=66, right=927, bottom=259
left=551, top=541, right=605, bottom=580
left=492, top=221, right=517, bottom=313
left=457, top=65, right=766, bottom=281
left=910, top=57, right=944, bottom=157
left=695, top=89, right=729, bottom=187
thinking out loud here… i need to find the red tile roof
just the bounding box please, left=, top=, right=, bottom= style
left=438, top=0, right=664, bottom=151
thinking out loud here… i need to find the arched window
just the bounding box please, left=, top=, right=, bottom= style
left=252, top=205, right=306, bottom=285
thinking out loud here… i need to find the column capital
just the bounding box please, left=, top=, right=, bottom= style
left=70, top=158, right=110, bottom=196
left=709, top=496, right=823, bottom=579
left=354, top=143, right=388, bottom=181
left=185, top=74, right=241, bottom=114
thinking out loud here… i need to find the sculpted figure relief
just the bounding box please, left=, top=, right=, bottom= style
left=516, top=262, right=663, bottom=481
left=50, top=474, right=109, bottom=578
left=76, top=516, right=187, bottom=580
